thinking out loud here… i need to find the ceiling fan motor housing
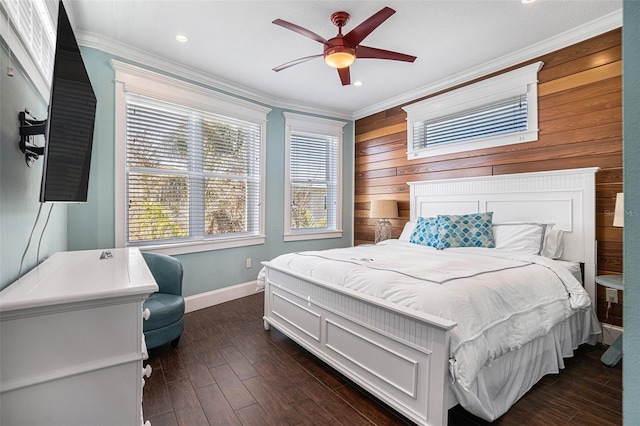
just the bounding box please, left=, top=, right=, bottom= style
left=324, top=11, right=356, bottom=69
left=324, top=37, right=356, bottom=68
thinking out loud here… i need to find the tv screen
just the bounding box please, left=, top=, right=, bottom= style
left=40, top=0, right=97, bottom=202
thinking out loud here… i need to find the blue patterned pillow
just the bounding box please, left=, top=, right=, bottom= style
left=409, top=216, right=439, bottom=247
left=437, top=212, right=495, bottom=249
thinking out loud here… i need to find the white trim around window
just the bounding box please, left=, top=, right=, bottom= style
left=0, top=0, right=55, bottom=99
left=403, top=61, right=543, bottom=159
left=283, top=112, right=346, bottom=242
left=112, top=60, right=271, bottom=255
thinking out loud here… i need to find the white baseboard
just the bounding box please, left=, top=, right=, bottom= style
left=601, top=323, right=623, bottom=346
left=184, top=281, right=262, bottom=313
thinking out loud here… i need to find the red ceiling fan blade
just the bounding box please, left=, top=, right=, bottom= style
left=343, top=7, right=395, bottom=47
left=272, top=19, right=327, bottom=44
left=356, top=45, right=416, bottom=62
left=337, top=67, right=351, bottom=86
left=273, top=54, right=323, bottom=72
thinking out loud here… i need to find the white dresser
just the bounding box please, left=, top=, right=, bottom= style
left=0, top=248, right=158, bottom=426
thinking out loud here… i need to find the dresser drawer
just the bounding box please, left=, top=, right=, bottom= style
left=1, top=298, right=144, bottom=386
left=1, top=360, right=141, bottom=426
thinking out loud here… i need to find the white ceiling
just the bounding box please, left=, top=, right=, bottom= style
left=66, top=0, right=622, bottom=119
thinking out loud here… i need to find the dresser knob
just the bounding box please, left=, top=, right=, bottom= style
left=142, top=308, right=151, bottom=320
left=141, top=336, right=149, bottom=360
left=143, top=364, right=152, bottom=378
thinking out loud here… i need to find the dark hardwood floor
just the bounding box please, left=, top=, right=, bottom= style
left=143, top=292, right=622, bottom=425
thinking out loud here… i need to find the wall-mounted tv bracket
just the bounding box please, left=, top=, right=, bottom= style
left=19, top=109, right=47, bottom=167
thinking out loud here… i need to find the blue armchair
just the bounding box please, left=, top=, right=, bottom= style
left=142, top=252, right=185, bottom=350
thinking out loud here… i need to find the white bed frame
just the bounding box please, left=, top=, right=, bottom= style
left=262, top=167, right=599, bottom=426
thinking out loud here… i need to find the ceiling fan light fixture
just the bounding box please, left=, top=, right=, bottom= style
left=324, top=45, right=356, bottom=69
left=272, top=7, right=415, bottom=84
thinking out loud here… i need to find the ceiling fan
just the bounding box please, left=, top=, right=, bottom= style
left=272, top=7, right=417, bottom=86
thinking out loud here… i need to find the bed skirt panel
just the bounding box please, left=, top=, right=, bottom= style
left=452, top=308, right=601, bottom=421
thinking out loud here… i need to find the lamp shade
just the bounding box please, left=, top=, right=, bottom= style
left=370, top=200, right=398, bottom=219
left=324, top=44, right=356, bottom=69
left=613, top=192, right=624, bottom=227
left=324, top=51, right=355, bottom=68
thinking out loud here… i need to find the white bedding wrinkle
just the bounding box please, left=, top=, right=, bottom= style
left=262, top=240, right=593, bottom=392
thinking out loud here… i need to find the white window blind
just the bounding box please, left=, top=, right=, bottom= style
left=289, top=132, right=338, bottom=231
left=125, top=93, right=262, bottom=246
left=413, top=95, right=528, bottom=150
left=2, top=0, right=55, bottom=81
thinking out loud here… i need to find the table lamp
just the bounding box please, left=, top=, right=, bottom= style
left=370, top=200, right=398, bottom=243
left=613, top=192, right=624, bottom=227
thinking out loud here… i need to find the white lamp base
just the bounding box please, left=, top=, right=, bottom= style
left=375, top=218, right=392, bottom=243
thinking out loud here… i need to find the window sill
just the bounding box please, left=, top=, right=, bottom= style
left=284, top=230, right=343, bottom=242
left=408, top=129, right=538, bottom=160
left=127, top=236, right=266, bottom=256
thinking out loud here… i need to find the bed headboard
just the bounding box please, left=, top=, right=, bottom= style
left=408, top=167, right=600, bottom=303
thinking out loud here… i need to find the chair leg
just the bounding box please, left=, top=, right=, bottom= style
left=171, top=336, right=181, bottom=348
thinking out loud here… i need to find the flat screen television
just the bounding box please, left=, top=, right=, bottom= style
left=40, top=0, right=97, bottom=202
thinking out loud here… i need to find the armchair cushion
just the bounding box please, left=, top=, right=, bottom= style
left=143, top=293, right=185, bottom=331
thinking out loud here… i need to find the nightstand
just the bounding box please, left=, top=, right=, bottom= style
left=596, top=274, right=623, bottom=367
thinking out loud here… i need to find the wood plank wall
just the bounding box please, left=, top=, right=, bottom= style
left=354, top=29, right=623, bottom=326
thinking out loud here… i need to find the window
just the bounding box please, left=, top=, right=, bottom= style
left=1, top=0, right=55, bottom=96
left=403, top=61, right=543, bottom=159
left=113, top=61, right=270, bottom=254
left=284, top=113, right=346, bottom=241
left=413, top=95, right=528, bottom=149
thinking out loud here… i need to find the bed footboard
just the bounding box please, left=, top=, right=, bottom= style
left=263, top=264, right=458, bottom=426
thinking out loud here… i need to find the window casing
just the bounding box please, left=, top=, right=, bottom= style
left=284, top=113, right=346, bottom=241
left=403, top=61, right=543, bottom=159
left=1, top=0, right=56, bottom=97
left=113, top=60, right=270, bottom=255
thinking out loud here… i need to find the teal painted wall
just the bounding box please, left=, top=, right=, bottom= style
left=68, top=48, right=354, bottom=297
left=66, top=48, right=116, bottom=251
left=0, top=45, right=67, bottom=290
left=623, top=2, right=639, bottom=423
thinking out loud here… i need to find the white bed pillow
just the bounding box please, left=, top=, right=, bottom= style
left=541, top=229, right=565, bottom=259
left=492, top=222, right=553, bottom=255
left=553, top=259, right=581, bottom=283
left=399, top=221, right=416, bottom=241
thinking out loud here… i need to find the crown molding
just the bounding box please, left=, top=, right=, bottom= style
left=76, top=31, right=354, bottom=121
left=76, top=7, right=621, bottom=123
left=353, top=9, right=623, bottom=120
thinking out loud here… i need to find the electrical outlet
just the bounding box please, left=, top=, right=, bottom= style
left=246, top=258, right=252, bottom=269
left=606, top=288, right=618, bottom=304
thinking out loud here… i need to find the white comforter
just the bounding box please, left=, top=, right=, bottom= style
left=260, top=239, right=593, bottom=392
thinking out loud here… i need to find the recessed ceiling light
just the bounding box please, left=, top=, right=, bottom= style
left=353, top=81, right=363, bottom=87
left=521, top=0, right=535, bottom=4
left=175, top=34, right=190, bottom=43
